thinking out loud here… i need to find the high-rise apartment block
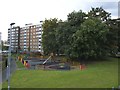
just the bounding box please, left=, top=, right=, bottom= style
left=8, top=24, right=43, bottom=53
left=8, top=26, right=20, bottom=52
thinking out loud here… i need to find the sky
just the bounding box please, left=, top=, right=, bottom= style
left=0, top=0, right=119, bottom=41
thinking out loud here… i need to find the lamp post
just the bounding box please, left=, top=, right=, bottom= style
left=7, top=23, right=15, bottom=90
left=40, top=21, right=43, bottom=55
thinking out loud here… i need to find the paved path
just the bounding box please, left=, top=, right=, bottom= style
left=0, top=58, right=17, bottom=83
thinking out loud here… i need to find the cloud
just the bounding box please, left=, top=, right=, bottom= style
left=100, top=2, right=118, bottom=18
left=0, top=0, right=119, bottom=40
left=100, top=2, right=117, bottom=10
left=82, top=2, right=118, bottom=18
left=119, top=1, right=120, bottom=17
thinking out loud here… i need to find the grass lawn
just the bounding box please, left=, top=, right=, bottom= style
left=16, top=60, right=25, bottom=69
left=2, top=57, right=118, bottom=88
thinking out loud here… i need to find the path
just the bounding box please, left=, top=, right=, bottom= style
left=0, top=58, right=17, bottom=83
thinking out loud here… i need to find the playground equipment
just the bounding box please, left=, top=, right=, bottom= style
left=80, top=64, right=86, bottom=70
left=18, top=56, right=30, bottom=68
left=17, top=53, right=71, bottom=70
left=43, top=56, right=51, bottom=64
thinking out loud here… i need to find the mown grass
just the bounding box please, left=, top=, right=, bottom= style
left=16, top=61, right=25, bottom=69
left=2, top=57, right=118, bottom=88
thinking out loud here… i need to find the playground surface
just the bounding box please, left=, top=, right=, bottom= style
left=2, top=57, right=118, bottom=88
left=17, top=55, right=71, bottom=70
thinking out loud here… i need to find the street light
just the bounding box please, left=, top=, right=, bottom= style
left=40, top=21, right=43, bottom=23
left=10, top=23, right=15, bottom=26
left=25, top=23, right=32, bottom=26
left=39, top=21, right=43, bottom=54
left=7, top=22, right=15, bottom=90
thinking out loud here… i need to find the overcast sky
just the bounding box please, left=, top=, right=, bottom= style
left=0, top=0, right=119, bottom=40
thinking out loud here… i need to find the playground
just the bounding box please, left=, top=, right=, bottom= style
left=16, top=53, right=73, bottom=70
left=2, top=57, right=118, bottom=88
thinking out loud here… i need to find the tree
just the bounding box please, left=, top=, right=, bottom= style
left=42, top=18, right=60, bottom=55
left=67, top=10, right=87, bottom=27
left=88, top=7, right=111, bottom=22
left=86, top=7, right=118, bottom=56
left=118, top=18, right=120, bottom=52
left=56, top=10, right=87, bottom=57
left=55, top=21, right=72, bottom=55
left=1, top=40, right=9, bottom=51
left=71, top=18, right=109, bottom=59
left=106, top=18, right=119, bottom=55
left=42, top=7, right=118, bottom=61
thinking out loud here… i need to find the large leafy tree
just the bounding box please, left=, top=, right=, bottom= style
left=106, top=18, right=119, bottom=55
left=71, top=18, right=109, bottom=59
left=88, top=7, right=118, bottom=55
left=67, top=10, right=87, bottom=27
left=88, top=7, right=111, bottom=22
left=56, top=10, right=86, bottom=57
left=118, top=18, right=120, bottom=52
left=55, top=21, right=70, bottom=54
left=42, top=18, right=60, bottom=55
left=42, top=7, right=118, bottom=61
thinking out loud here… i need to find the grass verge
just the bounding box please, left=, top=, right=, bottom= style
left=2, top=57, right=118, bottom=88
